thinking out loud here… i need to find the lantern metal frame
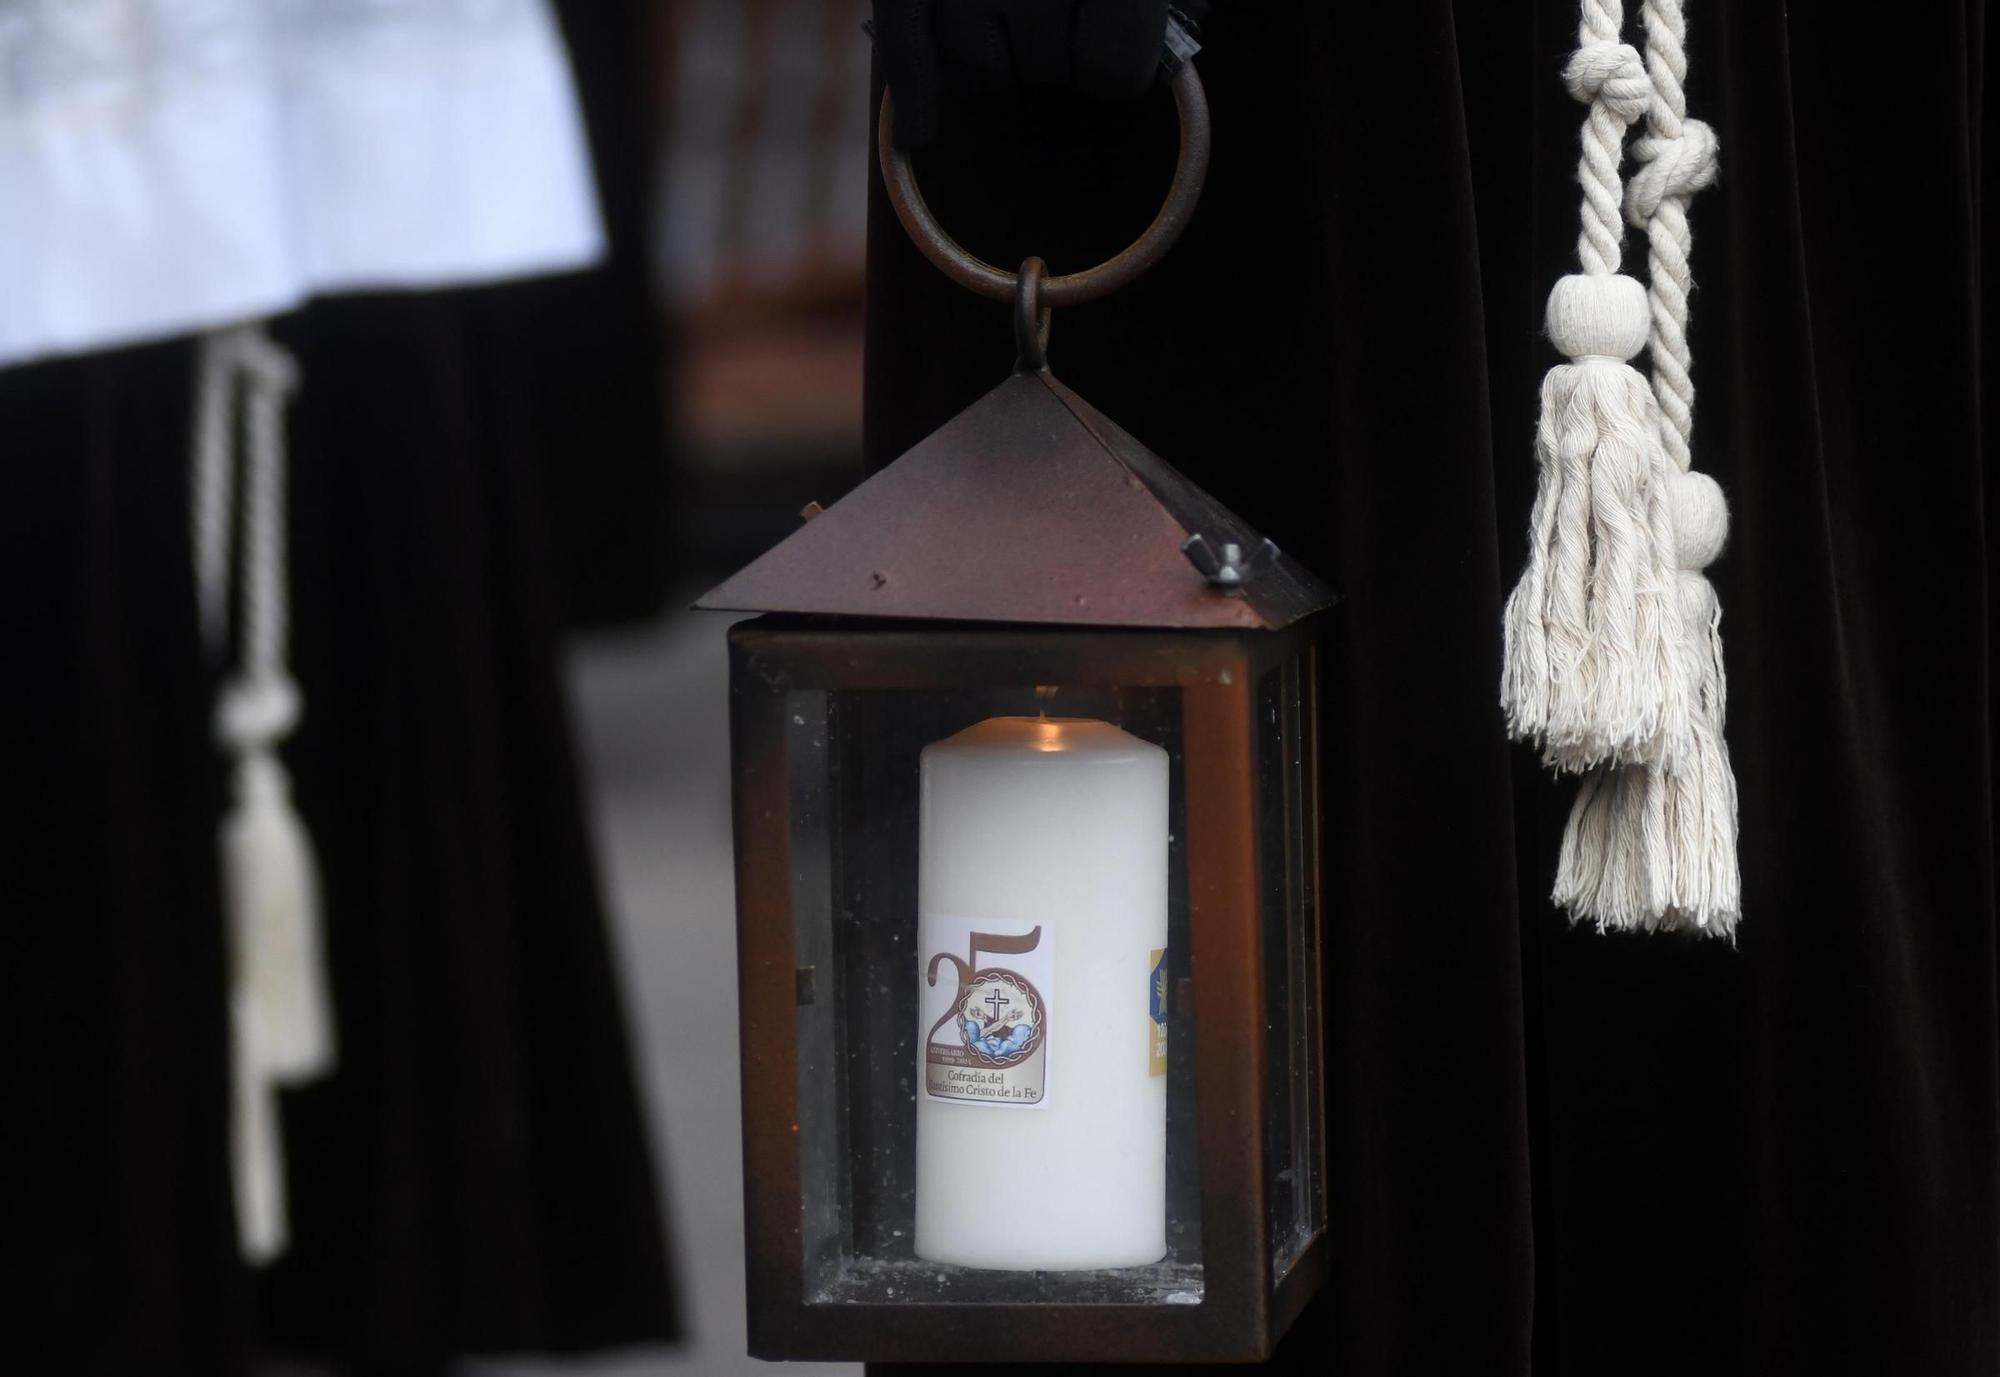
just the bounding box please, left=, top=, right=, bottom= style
left=727, top=614, right=1328, bottom=1364
left=707, top=51, right=1334, bottom=1365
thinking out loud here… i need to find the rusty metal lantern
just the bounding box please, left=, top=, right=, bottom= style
left=700, top=65, right=1333, bottom=1365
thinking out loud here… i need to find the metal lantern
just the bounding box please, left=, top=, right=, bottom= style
left=700, top=65, right=1333, bottom=1365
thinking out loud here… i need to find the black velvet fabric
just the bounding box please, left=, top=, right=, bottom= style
left=0, top=331, right=251, bottom=1377
left=872, top=0, right=1174, bottom=148
left=261, top=292, right=679, bottom=1371
left=865, top=2, right=1995, bottom=1372
left=515, top=0, right=677, bottom=630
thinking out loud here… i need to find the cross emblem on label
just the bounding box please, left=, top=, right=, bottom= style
left=983, top=988, right=1011, bottom=1021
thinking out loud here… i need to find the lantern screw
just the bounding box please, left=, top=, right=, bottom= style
left=1182, top=533, right=1279, bottom=589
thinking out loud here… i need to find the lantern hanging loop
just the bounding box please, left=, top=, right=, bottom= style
left=877, top=64, right=1210, bottom=308
left=1013, top=256, right=1051, bottom=371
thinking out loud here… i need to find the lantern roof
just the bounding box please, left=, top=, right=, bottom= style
left=697, top=370, right=1334, bottom=631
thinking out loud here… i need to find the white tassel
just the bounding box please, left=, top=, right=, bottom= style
left=1545, top=0, right=1741, bottom=935
left=1500, top=20, right=1695, bottom=770
left=231, top=1003, right=290, bottom=1264
left=1555, top=471, right=1740, bottom=933
left=222, top=743, right=334, bottom=1081
left=1503, top=275, right=1689, bottom=770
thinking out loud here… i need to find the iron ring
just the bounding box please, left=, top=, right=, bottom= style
left=877, top=64, right=1211, bottom=308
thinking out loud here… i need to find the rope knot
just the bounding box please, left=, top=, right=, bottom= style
left=1624, top=118, right=1719, bottom=225
left=216, top=675, right=302, bottom=751
left=1563, top=42, right=1649, bottom=122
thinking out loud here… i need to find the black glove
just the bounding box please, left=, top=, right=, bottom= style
left=873, top=1, right=1197, bottom=149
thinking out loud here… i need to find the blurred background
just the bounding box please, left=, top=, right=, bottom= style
left=497, top=0, right=872, bottom=1371
left=532, top=3, right=866, bottom=1371
left=540, top=2, right=868, bottom=1368
left=3, top=0, right=879, bottom=1372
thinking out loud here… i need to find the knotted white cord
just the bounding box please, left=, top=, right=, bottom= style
left=197, top=328, right=301, bottom=695
left=192, top=342, right=236, bottom=654
left=1625, top=0, right=1719, bottom=472
left=1567, top=0, right=1651, bottom=277
left=1545, top=0, right=1740, bottom=935
left=193, top=322, right=334, bottom=1261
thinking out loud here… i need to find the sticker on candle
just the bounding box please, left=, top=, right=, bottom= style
left=920, top=916, right=1052, bottom=1108
left=1149, top=947, right=1168, bottom=1077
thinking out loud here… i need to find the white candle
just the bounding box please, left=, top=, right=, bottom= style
left=914, top=716, right=1169, bottom=1270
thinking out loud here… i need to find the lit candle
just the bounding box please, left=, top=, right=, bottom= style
left=914, top=716, right=1169, bottom=1270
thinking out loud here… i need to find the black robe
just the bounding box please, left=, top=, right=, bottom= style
left=0, top=1, right=678, bottom=1370
left=866, top=2, right=1995, bottom=1372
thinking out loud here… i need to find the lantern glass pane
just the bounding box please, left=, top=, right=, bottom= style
left=1257, top=653, right=1326, bottom=1280
left=783, top=681, right=1205, bottom=1307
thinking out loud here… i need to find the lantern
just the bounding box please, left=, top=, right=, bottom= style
left=699, top=65, right=1333, bottom=1364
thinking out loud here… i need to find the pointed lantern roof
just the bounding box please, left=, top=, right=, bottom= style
left=697, top=369, right=1333, bottom=631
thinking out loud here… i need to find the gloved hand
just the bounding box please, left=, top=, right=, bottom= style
left=872, top=1, right=1199, bottom=149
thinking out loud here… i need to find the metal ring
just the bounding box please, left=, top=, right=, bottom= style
left=1013, top=256, right=1051, bottom=370
left=878, top=65, right=1211, bottom=308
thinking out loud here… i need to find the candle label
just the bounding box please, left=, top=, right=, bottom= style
left=919, top=916, right=1052, bottom=1109
left=1149, top=947, right=1169, bottom=1077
